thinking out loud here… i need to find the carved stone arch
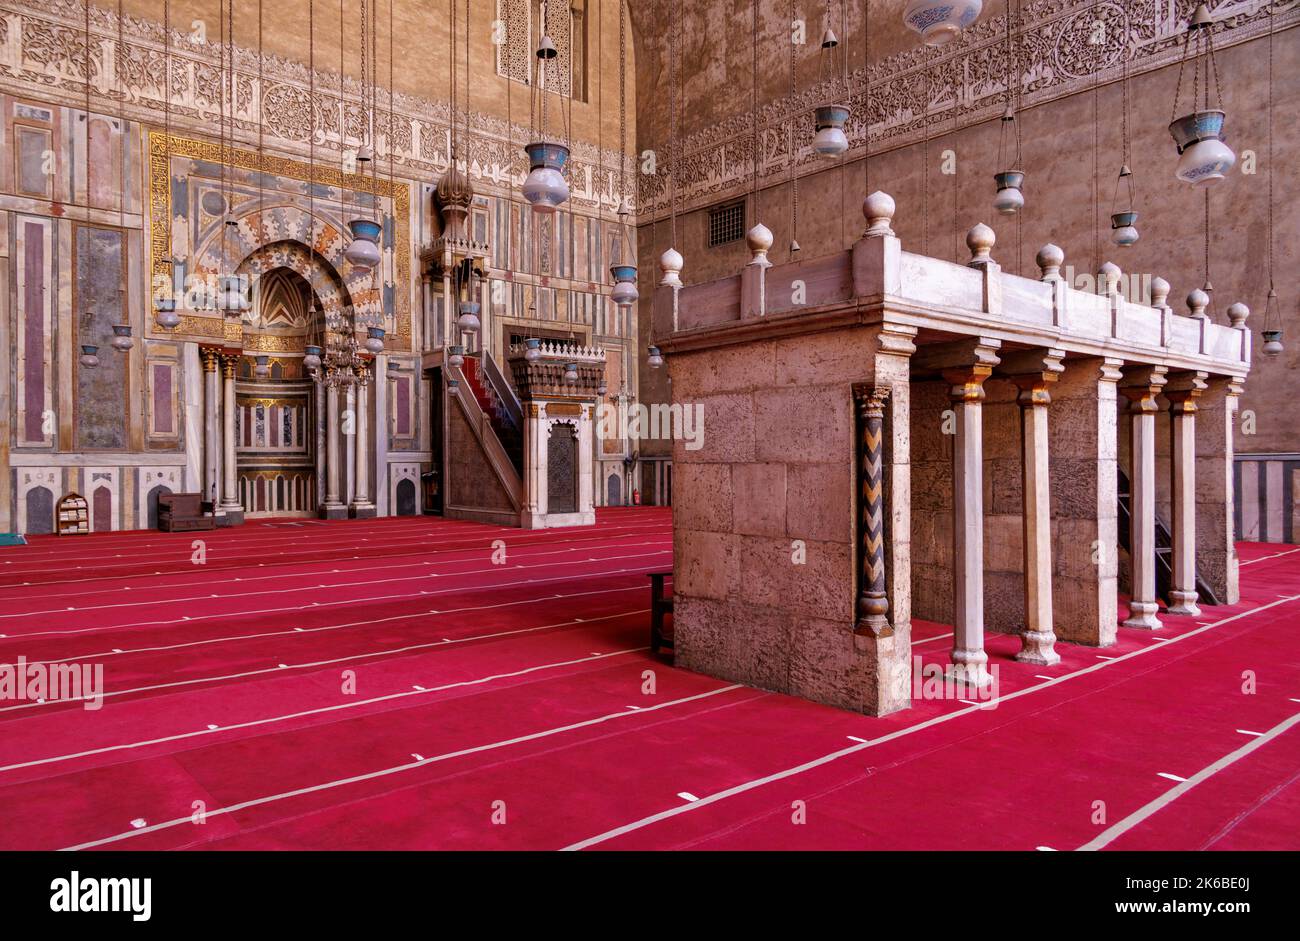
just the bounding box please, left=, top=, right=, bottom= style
left=235, top=239, right=356, bottom=336
left=192, top=202, right=383, bottom=329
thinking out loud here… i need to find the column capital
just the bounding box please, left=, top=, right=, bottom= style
left=939, top=341, right=1002, bottom=403
left=1120, top=364, right=1168, bottom=412
left=852, top=385, right=891, bottom=417
left=1001, top=348, right=1065, bottom=406
left=220, top=353, right=239, bottom=379
left=876, top=322, right=918, bottom=357
left=201, top=347, right=222, bottom=372
left=1098, top=357, right=1126, bottom=384
left=1165, top=370, right=1209, bottom=413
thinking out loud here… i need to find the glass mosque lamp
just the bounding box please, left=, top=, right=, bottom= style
left=458, top=301, right=481, bottom=334
left=524, top=338, right=542, bottom=362
left=447, top=344, right=465, bottom=368
left=1168, top=5, right=1235, bottom=187
left=1169, top=110, right=1235, bottom=187
left=563, top=362, right=579, bottom=383
left=522, top=142, right=571, bottom=214
left=903, top=0, right=983, bottom=47
left=79, top=344, right=100, bottom=368
left=1261, top=289, right=1284, bottom=357
left=1110, top=165, right=1140, bottom=246
left=447, top=377, right=460, bottom=397
left=154, top=293, right=180, bottom=329
left=813, top=105, right=851, bottom=159
left=344, top=219, right=383, bottom=271
left=647, top=345, right=664, bottom=369
left=254, top=354, right=271, bottom=378
left=610, top=265, right=639, bottom=309
left=993, top=170, right=1025, bottom=215
left=110, top=323, right=134, bottom=352
left=303, top=345, right=323, bottom=372
left=365, top=326, right=385, bottom=354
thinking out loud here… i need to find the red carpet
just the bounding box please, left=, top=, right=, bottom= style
left=0, top=511, right=1295, bottom=851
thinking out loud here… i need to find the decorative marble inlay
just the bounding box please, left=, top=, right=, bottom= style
left=0, top=0, right=632, bottom=215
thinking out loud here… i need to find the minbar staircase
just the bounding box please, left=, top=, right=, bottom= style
left=462, top=353, right=524, bottom=475
left=1117, top=467, right=1221, bottom=606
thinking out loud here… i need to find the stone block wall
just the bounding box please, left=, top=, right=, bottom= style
left=669, top=325, right=908, bottom=714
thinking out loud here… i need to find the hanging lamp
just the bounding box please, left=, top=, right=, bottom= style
left=811, top=6, right=850, bottom=159
left=1110, top=166, right=1139, bottom=246
left=563, top=362, right=579, bottom=384
left=458, top=267, right=481, bottom=333
left=903, top=0, right=982, bottom=47
left=646, top=345, right=664, bottom=369
left=992, top=7, right=1023, bottom=216
left=304, top=344, right=323, bottom=372
left=524, top=337, right=542, bottom=361
left=1168, top=4, right=1234, bottom=186
left=365, top=325, right=385, bottom=353
left=111, top=323, right=134, bottom=352
left=522, top=35, right=571, bottom=212
left=155, top=295, right=180, bottom=329
left=80, top=344, right=100, bottom=368
left=1260, top=5, right=1282, bottom=356
left=447, top=344, right=465, bottom=368
left=254, top=354, right=271, bottom=378
left=609, top=30, right=639, bottom=312
left=157, top=0, right=180, bottom=330
left=344, top=1, right=382, bottom=268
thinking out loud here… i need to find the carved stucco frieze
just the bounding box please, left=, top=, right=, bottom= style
left=636, top=0, right=1296, bottom=220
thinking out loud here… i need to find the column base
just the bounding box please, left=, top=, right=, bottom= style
left=945, top=656, right=994, bottom=690
left=217, top=504, right=244, bottom=526
left=1015, top=630, right=1061, bottom=666
left=1166, top=590, right=1202, bottom=617
left=1122, top=601, right=1163, bottom=630
left=349, top=503, right=377, bottom=519
left=318, top=502, right=349, bottom=520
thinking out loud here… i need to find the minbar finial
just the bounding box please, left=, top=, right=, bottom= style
left=966, top=223, right=996, bottom=267
left=863, top=191, right=896, bottom=238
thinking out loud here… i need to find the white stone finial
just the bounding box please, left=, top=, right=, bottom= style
left=863, top=191, right=896, bottom=238
left=1098, top=261, right=1122, bottom=295
left=1227, top=302, right=1250, bottom=328
left=659, top=246, right=683, bottom=287
left=746, top=223, right=773, bottom=268
left=1150, top=276, right=1171, bottom=309
left=1187, top=287, right=1209, bottom=319
left=966, top=223, right=996, bottom=267
left=1035, top=243, right=1064, bottom=281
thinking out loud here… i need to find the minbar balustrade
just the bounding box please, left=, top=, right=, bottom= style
left=656, top=190, right=1251, bottom=716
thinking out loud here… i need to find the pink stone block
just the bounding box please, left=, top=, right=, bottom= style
left=731, top=462, right=787, bottom=537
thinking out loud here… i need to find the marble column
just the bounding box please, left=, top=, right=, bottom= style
left=1121, top=365, right=1168, bottom=629
left=202, top=349, right=221, bottom=506
left=218, top=354, right=244, bottom=524
left=853, top=385, right=891, bottom=639
left=1006, top=348, right=1065, bottom=665
left=320, top=381, right=347, bottom=519
left=1166, top=372, right=1208, bottom=615
left=941, top=341, right=1001, bottom=688
left=350, top=369, right=376, bottom=517
left=1196, top=376, right=1244, bottom=605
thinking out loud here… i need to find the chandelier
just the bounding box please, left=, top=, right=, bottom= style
left=311, top=332, right=372, bottom=388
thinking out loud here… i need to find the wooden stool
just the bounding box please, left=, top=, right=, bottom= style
left=648, top=572, right=674, bottom=653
